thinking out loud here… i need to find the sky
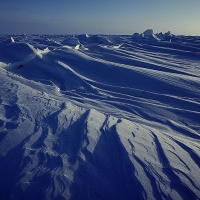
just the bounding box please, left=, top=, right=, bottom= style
left=0, top=0, right=200, bottom=35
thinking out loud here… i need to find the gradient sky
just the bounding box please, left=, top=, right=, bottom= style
left=0, top=0, right=200, bottom=35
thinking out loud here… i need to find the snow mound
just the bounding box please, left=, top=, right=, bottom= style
left=77, top=34, right=91, bottom=44
left=78, top=34, right=112, bottom=45
left=5, top=47, right=98, bottom=93
left=0, top=43, right=36, bottom=63
left=132, top=32, right=140, bottom=38
left=62, top=36, right=80, bottom=46
left=93, top=35, right=113, bottom=45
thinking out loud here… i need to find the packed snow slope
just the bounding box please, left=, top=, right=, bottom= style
left=0, top=32, right=200, bottom=200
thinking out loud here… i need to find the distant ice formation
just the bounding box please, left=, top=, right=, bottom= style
left=142, top=29, right=159, bottom=40
left=133, top=29, right=174, bottom=41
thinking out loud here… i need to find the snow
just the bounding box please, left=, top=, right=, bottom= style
left=0, top=32, right=200, bottom=200
left=11, top=37, right=15, bottom=43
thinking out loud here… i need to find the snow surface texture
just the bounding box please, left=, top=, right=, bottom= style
left=0, top=31, right=200, bottom=200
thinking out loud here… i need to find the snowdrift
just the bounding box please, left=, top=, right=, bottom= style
left=0, top=43, right=35, bottom=63
left=0, top=33, right=200, bottom=200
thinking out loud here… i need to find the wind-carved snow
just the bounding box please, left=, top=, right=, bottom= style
left=0, top=33, right=200, bottom=200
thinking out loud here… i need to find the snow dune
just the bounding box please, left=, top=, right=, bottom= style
left=0, top=32, right=200, bottom=200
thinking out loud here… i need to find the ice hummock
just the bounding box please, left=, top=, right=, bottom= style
left=132, top=29, right=175, bottom=41
left=132, top=29, right=159, bottom=40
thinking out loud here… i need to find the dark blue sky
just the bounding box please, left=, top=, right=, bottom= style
left=0, top=0, right=199, bottom=35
